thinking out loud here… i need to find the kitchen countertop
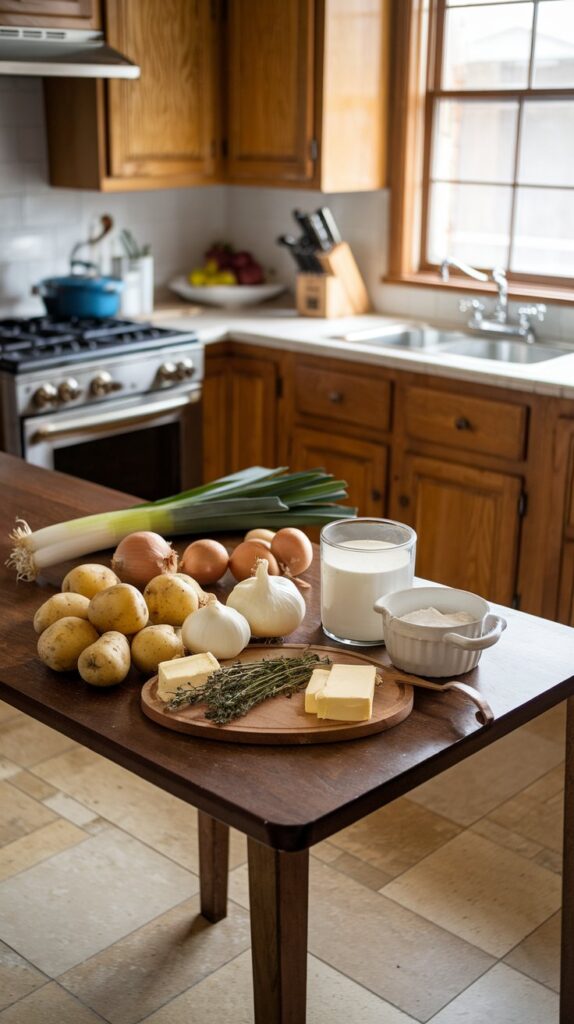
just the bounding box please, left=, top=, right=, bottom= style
left=154, top=301, right=574, bottom=399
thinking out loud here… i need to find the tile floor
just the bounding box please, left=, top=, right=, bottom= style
left=0, top=699, right=566, bottom=1023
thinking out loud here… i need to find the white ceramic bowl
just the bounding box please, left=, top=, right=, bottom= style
left=169, top=277, right=286, bottom=308
left=373, top=586, right=507, bottom=677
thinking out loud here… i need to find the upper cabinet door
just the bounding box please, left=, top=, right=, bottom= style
left=0, top=0, right=99, bottom=25
left=105, top=0, right=219, bottom=182
left=226, top=0, right=316, bottom=184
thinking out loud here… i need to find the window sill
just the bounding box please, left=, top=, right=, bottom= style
left=382, top=272, right=574, bottom=307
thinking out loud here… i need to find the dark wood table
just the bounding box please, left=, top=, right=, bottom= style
left=1, top=453, right=574, bottom=1023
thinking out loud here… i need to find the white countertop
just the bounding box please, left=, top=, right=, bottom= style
left=157, top=305, right=574, bottom=400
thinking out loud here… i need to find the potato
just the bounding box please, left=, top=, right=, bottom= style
left=34, top=592, right=90, bottom=635
left=37, top=616, right=99, bottom=673
left=78, top=631, right=130, bottom=687
left=88, top=583, right=149, bottom=635
left=143, top=574, right=199, bottom=627
left=62, top=563, right=119, bottom=600
left=131, top=624, right=185, bottom=675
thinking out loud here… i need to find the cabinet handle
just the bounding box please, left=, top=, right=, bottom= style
left=328, top=390, right=344, bottom=404
left=371, top=488, right=382, bottom=502
left=398, top=495, right=410, bottom=508
left=455, top=416, right=471, bottom=431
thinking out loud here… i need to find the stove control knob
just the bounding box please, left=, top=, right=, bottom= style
left=32, top=383, right=58, bottom=409
left=157, top=361, right=178, bottom=383
left=90, top=372, right=122, bottom=397
left=176, top=358, right=195, bottom=380
left=58, top=378, right=82, bottom=403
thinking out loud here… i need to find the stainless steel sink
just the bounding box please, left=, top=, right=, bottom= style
left=337, top=325, right=571, bottom=364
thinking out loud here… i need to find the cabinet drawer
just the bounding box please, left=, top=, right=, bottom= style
left=295, top=363, right=391, bottom=431
left=404, top=386, right=527, bottom=460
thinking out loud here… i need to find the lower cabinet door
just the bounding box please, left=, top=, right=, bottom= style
left=396, top=454, right=522, bottom=604
left=291, top=427, right=387, bottom=516
left=558, top=542, right=574, bottom=626
left=202, top=355, right=229, bottom=483
left=228, top=355, right=278, bottom=473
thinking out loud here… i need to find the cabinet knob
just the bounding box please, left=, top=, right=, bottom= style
left=371, top=489, right=382, bottom=502
left=328, top=390, right=343, bottom=404
left=455, top=416, right=471, bottom=431
left=398, top=495, right=410, bottom=508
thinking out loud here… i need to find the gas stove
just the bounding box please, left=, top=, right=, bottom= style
left=0, top=315, right=199, bottom=373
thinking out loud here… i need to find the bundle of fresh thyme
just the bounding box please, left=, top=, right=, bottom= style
left=166, top=651, right=331, bottom=725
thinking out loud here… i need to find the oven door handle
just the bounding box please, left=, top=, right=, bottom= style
left=29, top=389, right=201, bottom=444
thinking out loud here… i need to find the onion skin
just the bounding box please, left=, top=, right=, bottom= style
left=111, top=532, right=177, bottom=589
left=245, top=528, right=276, bottom=543
left=229, top=540, right=279, bottom=581
left=271, top=528, right=313, bottom=576
left=179, top=539, right=229, bottom=585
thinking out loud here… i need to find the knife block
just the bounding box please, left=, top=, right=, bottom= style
left=295, top=242, right=371, bottom=318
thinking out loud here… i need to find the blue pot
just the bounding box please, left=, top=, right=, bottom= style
left=36, top=264, right=124, bottom=319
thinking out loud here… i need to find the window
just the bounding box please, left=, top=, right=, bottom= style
left=390, top=0, right=574, bottom=296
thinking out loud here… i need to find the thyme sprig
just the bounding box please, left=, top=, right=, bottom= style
left=166, top=651, right=331, bottom=725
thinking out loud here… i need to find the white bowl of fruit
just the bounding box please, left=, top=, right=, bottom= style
left=169, top=243, right=285, bottom=308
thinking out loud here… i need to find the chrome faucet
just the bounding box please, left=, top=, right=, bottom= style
left=439, top=258, right=546, bottom=343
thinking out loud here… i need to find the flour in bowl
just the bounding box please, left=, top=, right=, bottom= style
left=398, top=607, right=476, bottom=627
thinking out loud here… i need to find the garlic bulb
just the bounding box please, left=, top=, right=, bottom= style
left=181, top=600, right=250, bottom=660
left=227, top=559, right=305, bottom=637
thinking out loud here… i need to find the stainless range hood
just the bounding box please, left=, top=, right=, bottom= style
left=0, top=26, right=140, bottom=78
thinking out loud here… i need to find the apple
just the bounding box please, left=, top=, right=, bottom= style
left=237, top=263, right=265, bottom=285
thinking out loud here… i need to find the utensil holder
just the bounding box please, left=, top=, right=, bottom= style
left=295, top=242, right=370, bottom=318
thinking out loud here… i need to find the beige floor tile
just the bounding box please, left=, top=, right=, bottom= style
left=144, top=950, right=417, bottom=1024
left=310, top=840, right=341, bottom=865
left=0, top=826, right=198, bottom=976
left=60, top=895, right=251, bottom=1024
left=7, top=771, right=57, bottom=802
left=384, top=830, right=561, bottom=958
left=429, top=963, right=558, bottom=1024
left=488, top=774, right=564, bottom=854
left=470, top=817, right=544, bottom=859
left=0, top=819, right=86, bottom=883
left=228, top=862, right=494, bottom=1022
left=533, top=847, right=562, bottom=874
left=329, top=851, right=392, bottom=890
left=409, top=729, right=564, bottom=826
left=0, top=941, right=46, bottom=1012
left=0, top=780, right=56, bottom=846
left=0, top=718, right=75, bottom=768
left=0, top=703, right=22, bottom=726
left=42, top=792, right=97, bottom=826
left=504, top=911, right=560, bottom=992
left=329, top=797, right=460, bottom=878
left=0, top=982, right=106, bottom=1023
left=522, top=702, right=566, bottom=743
left=0, top=761, right=18, bottom=782
left=33, top=746, right=246, bottom=872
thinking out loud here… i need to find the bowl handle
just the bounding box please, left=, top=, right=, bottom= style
left=444, top=614, right=507, bottom=652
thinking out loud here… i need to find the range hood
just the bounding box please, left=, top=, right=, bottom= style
left=0, top=26, right=140, bottom=79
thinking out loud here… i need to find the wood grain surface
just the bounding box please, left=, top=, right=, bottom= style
left=1, top=453, right=573, bottom=851
left=141, top=645, right=413, bottom=744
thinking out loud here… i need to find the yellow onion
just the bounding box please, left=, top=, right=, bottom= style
left=111, top=532, right=177, bottom=589
left=179, top=539, right=229, bottom=585
left=229, top=540, right=279, bottom=581
left=244, top=528, right=276, bottom=543
left=270, top=528, right=313, bottom=576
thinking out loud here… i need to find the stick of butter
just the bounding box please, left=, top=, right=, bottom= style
left=304, top=668, right=331, bottom=713
left=157, top=652, right=220, bottom=703
left=315, top=664, right=375, bottom=722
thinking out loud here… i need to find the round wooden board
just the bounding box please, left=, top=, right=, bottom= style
left=140, top=645, right=414, bottom=745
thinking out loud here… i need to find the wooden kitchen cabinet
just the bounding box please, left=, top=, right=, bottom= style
left=202, top=354, right=229, bottom=484
left=290, top=426, right=387, bottom=516
left=226, top=0, right=390, bottom=190
left=395, top=454, right=523, bottom=605
left=0, top=0, right=100, bottom=27
left=552, top=417, right=574, bottom=625
left=558, top=542, right=574, bottom=626
left=44, top=0, right=220, bottom=190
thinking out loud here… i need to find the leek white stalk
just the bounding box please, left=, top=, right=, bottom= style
left=8, top=467, right=357, bottom=581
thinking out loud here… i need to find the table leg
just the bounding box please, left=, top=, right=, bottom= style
left=561, top=696, right=574, bottom=1023
left=198, top=811, right=229, bottom=923
left=247, top=838, right=309, bottom=1024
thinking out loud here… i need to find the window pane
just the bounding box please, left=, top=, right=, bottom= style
left=533, top=1, right=574, bottom=87
left=512, top=186, right=574, bottom=275
left=443, top=3, right=534, bottom=89
left=428, top=182, right=512, bottom=266
left=518, top=100, right=574, bottom=186
left=432, top=99, right=518, bottom=183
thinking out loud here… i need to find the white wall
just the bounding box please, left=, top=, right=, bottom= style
left=0, top=75, right=571, bottom=341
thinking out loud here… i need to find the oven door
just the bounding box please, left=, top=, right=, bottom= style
left=22, top=386, right=202, bottom=502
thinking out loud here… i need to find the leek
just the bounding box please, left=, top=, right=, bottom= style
left=8, top=466, right=357, bottom=581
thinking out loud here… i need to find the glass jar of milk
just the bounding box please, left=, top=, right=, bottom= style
left=320, top=519, right=416, bottom=645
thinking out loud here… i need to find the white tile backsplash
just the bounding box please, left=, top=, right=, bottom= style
left=0, top=76, right=570, bottom=335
